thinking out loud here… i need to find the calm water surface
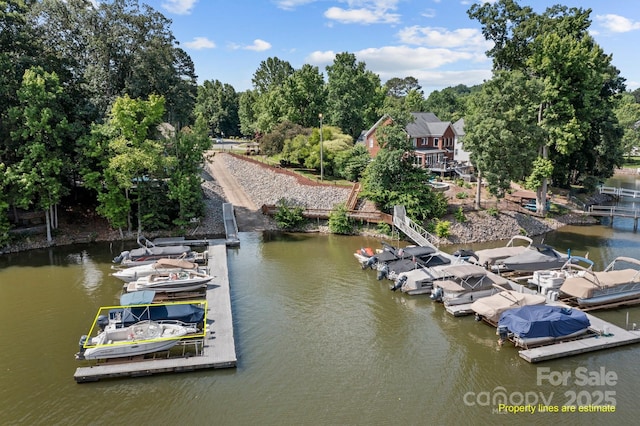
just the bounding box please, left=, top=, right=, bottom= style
left=2, top=178, right=640, bottom=425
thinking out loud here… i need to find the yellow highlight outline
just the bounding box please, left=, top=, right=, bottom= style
left=82, top=300, right=208, bottom=348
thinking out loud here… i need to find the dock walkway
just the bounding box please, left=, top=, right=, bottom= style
left=518, top=311, right=640, bottom=363
left=74, top=241, right=237, bottom=382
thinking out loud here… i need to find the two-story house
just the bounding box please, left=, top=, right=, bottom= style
left=362, top=112, right=466, bottom=170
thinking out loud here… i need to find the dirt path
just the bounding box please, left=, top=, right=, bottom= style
left=204, top=152, right=274, bottom=231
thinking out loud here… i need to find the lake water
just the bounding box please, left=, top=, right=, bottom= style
left=2, top=177, right=640, bottom=425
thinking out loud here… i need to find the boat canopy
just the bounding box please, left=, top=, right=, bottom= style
left=110, top=303, right=205, bottom=326
left=151, top=258, right=200, bottom=269
left=498, top=305, right=590, bottom=339
left=470, top=291, right=546, bottom=323
left=120, top=290, right=156, bottom=305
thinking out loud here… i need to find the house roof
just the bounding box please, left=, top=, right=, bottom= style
left=452, top=118, right=465, bottom=137
left=406, top=112, right=451, bottom=138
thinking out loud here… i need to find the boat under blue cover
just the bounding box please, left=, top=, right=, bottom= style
left=498, top=305, right=590, bottom=339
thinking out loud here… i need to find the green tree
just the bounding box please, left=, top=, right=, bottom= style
left=281, top=64, right=327, bottom=128
left=328, top=203, right=353, bottom=234
left=614, top=93, right=640, bottom=158
left=195, top=79, right=240, bottom=138
left=334, top=144, right=371, bottom=182
left=8, top=67, right=71, bottom=241
left=384, top=76, right=422, bottom=98
left=326, top=52, right=383, bottom=140
left=252, top=57, right=295, bottom=95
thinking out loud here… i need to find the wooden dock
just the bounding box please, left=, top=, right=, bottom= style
left=74, top=241, right=237, bottom=382
left=518, top=311, right=640, bottom=363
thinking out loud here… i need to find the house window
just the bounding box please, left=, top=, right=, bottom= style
left=368, top=138, right=373, bottom=148
left=434, top=138, right=439, bottom=147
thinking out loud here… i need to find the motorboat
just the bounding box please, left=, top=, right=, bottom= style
left=76, top=320, right=198, bottom=360
left=127, top=270, right=213, bottom=293
left=112, top=258, right=206, bottom=283
left=559, top=256, right=640, bottom=307
left=430, top=264, right=509, bottom=306
left=467, top=235, right=533, bottom=270
left=357, top=244, right=435, bottom=271
left=497, top=305, right=591, bottom=348
left=377, top=249, right=452, bottom=281
left=111, top=291, right=206, bottom=326
left=527, top=256, right=594, bottom=295
left=391, top=266, right=446, bottom=294
left=470, top=289, right=547, bottom=325
left=113, top=236, right=203, bottom=267
left=500, top=244, right=571, bottom=272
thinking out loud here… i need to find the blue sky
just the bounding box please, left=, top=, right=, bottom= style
left=144, top=0, right=640, bottom=95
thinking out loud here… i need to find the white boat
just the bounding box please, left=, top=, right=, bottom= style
left=112, top=258, right=205, bottom=283
left=527, top=256, right=594, bottom=295
left=467, top=235, right=533, bottom=270
left=430, top=264, right=509, bottom=306
left=470, top=289, right=547, bottom=325
left=76, top=320, right=197, bottom=360
left=113, top=236, right=205, bottom=267
left=127, top=270, right=213, bottom=293
left=559, top=256, right=640, bottom=307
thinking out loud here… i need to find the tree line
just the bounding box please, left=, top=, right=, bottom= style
left=2, top=0, right=640, bottom=245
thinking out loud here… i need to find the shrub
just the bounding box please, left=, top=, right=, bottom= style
left=435, top=220, right=451, bottom=238
left=274, top=199, right=306, bottom=229
left=454, top=206, right=466, bottom=223
left=456, top=192, right=468, bottom=199
left=328, top=203, right=353, bottom=234
left=487, top=207, right=499, bottom=217
left=376, top=222, right=391, bottom=235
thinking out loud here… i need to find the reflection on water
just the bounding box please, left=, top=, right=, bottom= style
left=67, top=250, right=103, bottom=294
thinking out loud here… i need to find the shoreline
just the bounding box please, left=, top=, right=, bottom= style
left=1, top=154, right=611, bottom=254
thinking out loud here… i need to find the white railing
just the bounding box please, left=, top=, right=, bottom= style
left=392, top=206, right=439, bottom=249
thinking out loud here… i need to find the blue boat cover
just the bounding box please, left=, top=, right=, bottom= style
left=498, top=305, right=590, bottom=338
left=109, top=303, right=205, bottom=326
left=120, top=290, right=156, bottom=305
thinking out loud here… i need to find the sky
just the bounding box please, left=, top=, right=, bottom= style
left=143, top=0, right=640, bottom=95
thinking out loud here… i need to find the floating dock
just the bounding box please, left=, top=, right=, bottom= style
left=222, top=203, right=240, bottom=246
left=518, top=311, right=640, bottom=363
left=74, top=241, right=237, bottom=383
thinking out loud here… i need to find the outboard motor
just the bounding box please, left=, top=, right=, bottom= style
left=453, top=249, right=478, bottom=262
left=377, top=264, right=388, bottom=280
left=430, top=287, right=443, bottom=302
left=76, top=335, right=88, bottom=359
left=363, top=255, right=378, bottom=270
left=112, top=250, right=129, bottom=264
left=391, top=275, right=407, bottom=292
left=97, top=315, right=109, bottom=331
left=497, top=325, right=509, bottom=345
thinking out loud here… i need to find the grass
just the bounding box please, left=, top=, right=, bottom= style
left=622, top=156, right=640, bottom=167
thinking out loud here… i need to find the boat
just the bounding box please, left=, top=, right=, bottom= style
left=527, top=256, right=594, bottom=295
left=497, top=305, right=591, bottom=348
left=559, top=256, right=640, bottom=307
left=113, top=235, right=201, bottom=266
left=112, top=291, right=207, bottom=326
left=126, top=270, right=213, bottom=293
left=356, top=244, right=433, bottom=271
left=470, top=289, right=547, bottom=325
left=391, top=266, right=445, bottom=294
left=377, top=248, right=452, bottom=281
left=430, top=264, right=510, bottom=306
left=76, top=320, right=198, bottom=360
left=500, top=244, right=571, bottom=272
left=111, top=258, right=206, bottom=283
left=467, top=235, right=533, bottom=270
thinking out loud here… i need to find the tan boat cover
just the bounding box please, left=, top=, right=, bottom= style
left=470, top=291, right=546, bottom=323
left=152, top=258, right=199, bottom=269
left=560, top=269, right=640, bottom=298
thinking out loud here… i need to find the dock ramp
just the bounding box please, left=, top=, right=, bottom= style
left=222, top=203, right=240, bottom=246
left=393, top=205, right=439, bottom=249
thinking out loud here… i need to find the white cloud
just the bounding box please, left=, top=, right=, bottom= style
left=324, top=6, right=400, bottom=24
left=595, top=14, right=640, bottom=33
left=234, top=39, right=272, bottom=52
left=183, top=37, right=215, bottom=50
left=275, top=0, right=316, bottom=11
left=162, top=0, right=198, bottom=15
left=398, top=26, right=492, bottom=51
left=422, top=9, right=436, bottom=19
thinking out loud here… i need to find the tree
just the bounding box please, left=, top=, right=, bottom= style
left=614, top=93, right=640, bottom=158
left=8, top=67, right=72, bottom=241
left=326, top=52, right=384, bottom=140
left=384, top=76, right=422, bottom=98
left=281, top=64, right=327, bottom=128
left=361, top=116, right=447, bottom=220
left=424, top=85, right=472, bottom=122
left=468, top=0, right=624, bottom=213
left=252, top=57, right=294, bottom=95
left=195, top=79, right=240, bottom=138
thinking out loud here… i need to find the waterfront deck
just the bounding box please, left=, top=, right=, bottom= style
left=518, top=311, right=640, bottom=363
left=74, top=241, right=237, bottom=383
